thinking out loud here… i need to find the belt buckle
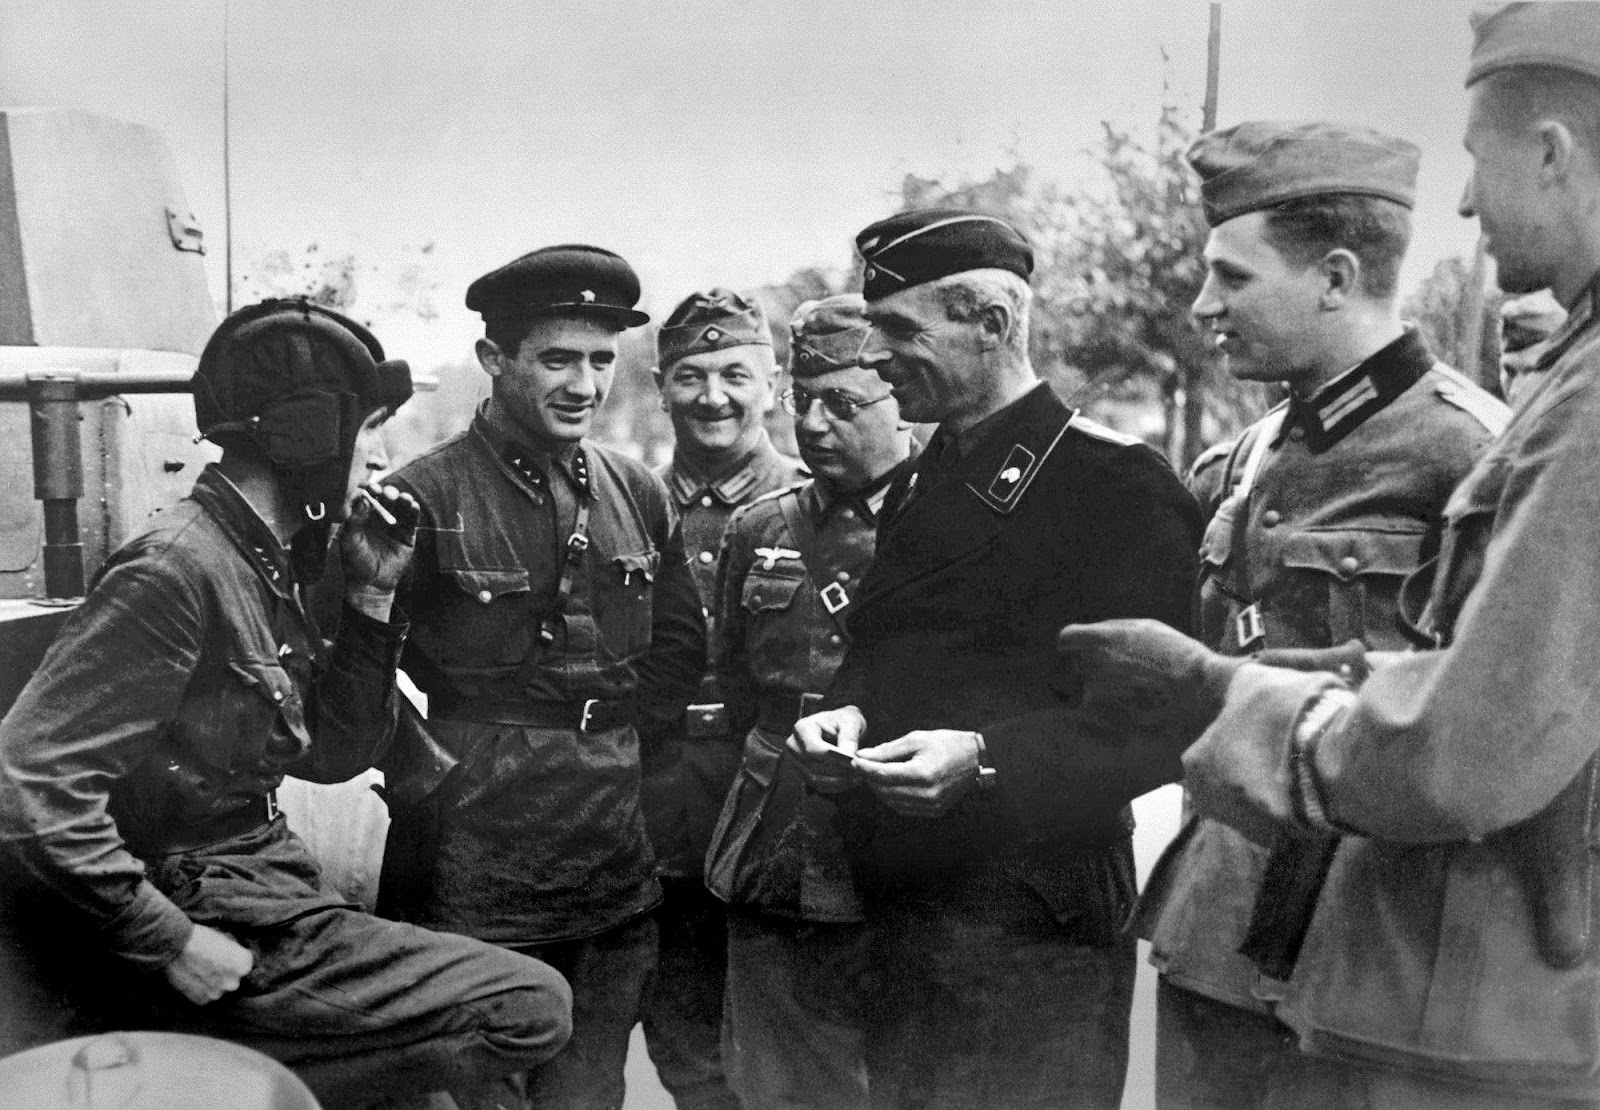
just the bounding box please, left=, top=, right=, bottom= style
left=819, top=582, right=850, bottom=615
left=264, top=791, right=281, bottom=823
left=579, top=698, right=600, bottom=733
left=1235, top=603, right=1265, bottom=652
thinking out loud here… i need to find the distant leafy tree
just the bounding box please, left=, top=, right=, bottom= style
left=232, top=241, right=440, bottom=325
left=1403, top=254, right=1502, bottom=392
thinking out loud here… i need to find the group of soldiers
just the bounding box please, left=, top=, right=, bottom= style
left=3, top=2, right=1600, bottom=1108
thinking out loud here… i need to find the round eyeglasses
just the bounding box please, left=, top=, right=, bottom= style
left=781, top=387, right=894, bottom=421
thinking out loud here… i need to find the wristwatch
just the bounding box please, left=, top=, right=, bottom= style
left=973, top=731, right=997, bottom=792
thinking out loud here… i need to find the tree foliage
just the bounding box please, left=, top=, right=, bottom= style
left=1403, top=254, right=1502, bottom=392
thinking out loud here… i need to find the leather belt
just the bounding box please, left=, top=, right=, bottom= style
left=755, top=691, right=824, bottom=734
left=138, top=791, right=280, bottom=857
left=432, top=694, right=637, bottom=733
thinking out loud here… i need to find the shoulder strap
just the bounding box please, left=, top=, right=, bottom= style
left=775, top=487, right=851, bottom=639
left=1235, top=405, right=1287, bottom=501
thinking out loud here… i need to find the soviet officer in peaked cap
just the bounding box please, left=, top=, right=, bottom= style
left=376, top=245, right=706, bottom=1109
left=1061, top=4, right=1600, bottom=1106
left=0, top=300, right=573, bottom=1108
left=1130, top=120, right=1507, bottom=1110
left=704, top=294, right=916, bottom=1110
left=640, top=286, right=803, bottom=1110
left=787, top=210, right=1203, bottom=1108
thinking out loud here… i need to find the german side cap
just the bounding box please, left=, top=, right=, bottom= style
left=855, top=208, right=1033, bottom=302
left=788, top=294, right=870, bottom=378
left=656, top=287, right=773, bottom=368
left=466, top=244, right=649, bottom=330
left=1188, top=120, right=1421, bottom=227
left=1468, top=3, right=1600, bottom=86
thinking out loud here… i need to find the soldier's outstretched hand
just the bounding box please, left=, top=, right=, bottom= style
left=1056, top=618, right=1244, bottom=742
left=164, top=923, right=255, bottom=1006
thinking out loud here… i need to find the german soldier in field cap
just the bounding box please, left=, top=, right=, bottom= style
left=1133, top=120, right=1507, bottom=1110
left=1061, top=4, right=1600, bottom=1105
left=377, top=245, right=706, bottom=1108
left=787, top=210, right=1202, bottom=1108
left=704, top=294, right=916, bottom=1110
left=0, top=300, right=573, bottom=1108
left=641, top=286, right=803, bottom=1110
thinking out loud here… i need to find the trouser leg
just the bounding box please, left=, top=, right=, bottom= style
left=515, top=913, right=658, bottom=1110
left=723, top=910, right=869, bottom=1110
left=640, top=878, right=740, bottom=1110
left=204, top=909, right=570, bottom=1109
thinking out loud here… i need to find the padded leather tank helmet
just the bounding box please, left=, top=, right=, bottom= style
left=194, top=298, right=413, bottom=522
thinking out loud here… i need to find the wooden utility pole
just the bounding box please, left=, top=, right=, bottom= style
left=1179, top=2, right=1223, bottom=468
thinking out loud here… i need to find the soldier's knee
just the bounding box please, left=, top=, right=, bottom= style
left=478, top=967, right=573, bottom=1068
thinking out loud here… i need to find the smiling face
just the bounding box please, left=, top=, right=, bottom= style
left=479, top=313, right=619, bottom=446
left=1190, top=210, right=1330, bottom=387
left=656, top=344, right=777, bottom=462
left=1460, top=80, right=1559, bottom=297
left=859, top=283, right=987, bottom=426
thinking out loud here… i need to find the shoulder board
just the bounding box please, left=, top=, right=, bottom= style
left=1069, top=414, right=1142, bottom=447
left=1186, top=437, right=1234, bottom=481
left=1430, top=363, right=1510, bottom=436
left=749, top=479, right=811, bottom=507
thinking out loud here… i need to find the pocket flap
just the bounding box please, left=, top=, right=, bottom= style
left=227, top=659, right=310, bottom=756
left=446, top=567, right=530, bottom=602
left=1280, top=524, right=1426, bottom=581
left=742, top=572, right=805, bottom=614
left=613, top=549, right=660, bottom=583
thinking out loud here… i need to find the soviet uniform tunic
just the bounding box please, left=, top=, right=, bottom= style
left=0, top=465, right=568, bottom=1107
left=386, top=406, right=704, bottom=1107
left=824, top=382, right=1201, bottom=1109
left=1185, top=278, right=1600, bottom=1107
left=705, top=469, right=907, bottom=1110
left=641, top=427, right=804, bottom=1110
left=1134, top=330, right=1508, bottom=1108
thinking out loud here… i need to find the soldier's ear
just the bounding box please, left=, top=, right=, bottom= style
left=476, top=338, right=507, bottom=378
left=976, top=301, right=1013, bottom=351
left=1319, top=249, right=1360, bottom=308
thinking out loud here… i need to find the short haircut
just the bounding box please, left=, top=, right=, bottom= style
left=485, top=311, right=621, bottom=358
left=1479, top=65, right=1600, bottom=166
left=1259, top=195, right=1413, bottom=301
left=930, top=268, right=1032, bottom=355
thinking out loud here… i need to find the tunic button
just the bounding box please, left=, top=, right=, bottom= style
left=1261, top=510, right=1281, bottom=527
left=1289, top=427, right=1306, bottom=441
left=477, top=589, right=493, bottom=603
left=829, top=634, right=842, bottom=645
left=835, top=571, right=850, bottom=583
left=272, top=691, right=284, bottom=703
left=698, top=551, right=715, bottom=564
left=1338, top=555, right=1361, bottom=574
left=701, top=495, right=713, bottom=508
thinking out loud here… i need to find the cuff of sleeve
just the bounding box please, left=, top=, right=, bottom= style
left=339, top=602, right=409, bottom=668
left=1290, top=688, right=1358, bottom=835
left=105, top=879, right=194, bottom=971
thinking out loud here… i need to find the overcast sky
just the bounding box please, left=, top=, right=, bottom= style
left=0, top=0, right=1483, bottom=372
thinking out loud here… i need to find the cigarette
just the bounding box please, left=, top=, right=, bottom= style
left=358, top=487, right=398, bottom=526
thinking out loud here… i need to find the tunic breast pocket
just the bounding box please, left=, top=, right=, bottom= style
left=170, top=659, right=312, bottom=798
left=594, top=548, right=658, bottom=659
left=741, top=570, right=809, bottom=665
left=1279, top=523, right=1427, bottom=649
left=439, top=567, right=533, bottom=669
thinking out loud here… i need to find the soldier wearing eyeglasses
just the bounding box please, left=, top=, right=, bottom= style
left=703, top=294, right=914, bottom=1110
left=642, top=288, right=804, bottom=1110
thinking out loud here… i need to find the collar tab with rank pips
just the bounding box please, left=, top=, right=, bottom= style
left=503, top=444, right=593, bottom=501
left=1279, top=330, right=1431, bottom=452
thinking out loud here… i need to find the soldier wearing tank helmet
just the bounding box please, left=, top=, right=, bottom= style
left=378, top=245, right=706, bottom=1109
left=0, top=300, right=572, bottom=1108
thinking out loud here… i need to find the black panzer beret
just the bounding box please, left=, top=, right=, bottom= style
left=466, top=243, right=649, bottom=330
left=656, top=287, right=773, bottom=369
left=1188, top=120, right=1420, bottom=227
left=854, top=208, right=1033, bottom=302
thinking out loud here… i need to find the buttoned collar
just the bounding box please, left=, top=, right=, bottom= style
left=471, top=403, right=592, bottom=501
left=665, top=429, right=787, bottom=507
left=810, top=452, right=917, bottom=523
left=189, top=464, right=296, bottom=596
left=1278, top=328, right=1432, bottom=452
